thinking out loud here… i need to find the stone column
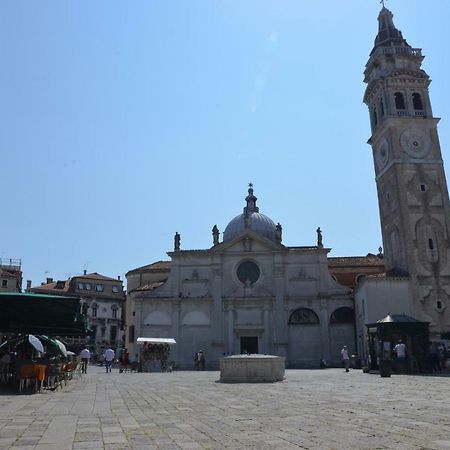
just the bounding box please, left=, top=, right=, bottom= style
left=319, top=297, right=331, bottom=363
left=171, top=300, right=181, bottom=365
left=263, top=305, right=270, bottom=354
left=227, top=306, right=234, bottom=354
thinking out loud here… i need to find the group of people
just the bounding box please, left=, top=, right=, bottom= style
left=78, top=347, right=117, bottom=373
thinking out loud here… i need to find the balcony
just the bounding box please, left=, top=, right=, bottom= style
left=0, top=258, right=21, bottom=270
left=380, top=47, right=422, bottom=58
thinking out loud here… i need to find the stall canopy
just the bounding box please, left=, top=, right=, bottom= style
left=137, top=337, right=176, bottom=345
left=0, top=292, right=89, bottom=336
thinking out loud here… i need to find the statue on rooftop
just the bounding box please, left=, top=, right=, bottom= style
left=212, top=225, right=220, bottom=246
left=316, top=227, right=323, bottom=248
left=174, top=232, right=181, bottom=251
left=275, top=223, right=282, bottom=242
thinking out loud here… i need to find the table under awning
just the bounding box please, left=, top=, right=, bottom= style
left=137, top=337, right=176, bottom=345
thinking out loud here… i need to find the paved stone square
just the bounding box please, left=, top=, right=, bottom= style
left=1, top=366, right=450, bottom=449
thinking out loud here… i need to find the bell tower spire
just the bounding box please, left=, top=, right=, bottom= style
left=364, top=7, right=450, bottom=337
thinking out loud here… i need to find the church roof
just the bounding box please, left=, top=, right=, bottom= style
left=223, top=185, right=279, bottom=243
left=328, top=255, right=384, bottom=268
left=131, top=280, right=168, bottom=292
left=126, top=261, right=171, bottom=276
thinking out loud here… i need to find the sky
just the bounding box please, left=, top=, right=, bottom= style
left=1, top=1, right=450, bottom=288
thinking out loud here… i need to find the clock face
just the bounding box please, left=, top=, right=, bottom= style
left=376, top=140, right=389, bottom=170
left=400, top=128, right=432, bottom=158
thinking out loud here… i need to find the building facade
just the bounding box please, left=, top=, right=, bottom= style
left=0, top=258, right=22, bottom=292
left=30, top=271, right=126, bottom=355
left=363, top=7, right=450, bottom=338
left=127, top=186, right=357, bottom=369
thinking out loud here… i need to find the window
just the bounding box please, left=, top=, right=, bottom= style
left=394, top=92, right=406, bottom=110
left=112, top=285, right=119, bottom=293
left=110, top=326, right=117, bottom=342
left=380, top=98, right=385, bottom=116
left=420, top=184, right=427, bottom=192
left=1, top=279, right=7, bottom=288
left=428, top=238, right=434, bottom=250
left=330, top=307, right=355, bottom=324
left=412, top=93, right=423, bottom=110
left=92, top=305, right=97, bottom=317
left=237, top=261, right=260, bottom=285
left=85, top=283, right=91, bottom=290
left=112, top=306, right=118, bottom=319
left=82, top=303, right=88, bottom=316
left=128, top=325, right=135, bottom=343
left=437, top=301, right=443, bottom=310
left=95, top=284, right=104, bottom=292
left=77, top=282, right=85, bottom=290
left=55, top=280, right=65, bottom=289
left=289, top=308, right=320, bottom=325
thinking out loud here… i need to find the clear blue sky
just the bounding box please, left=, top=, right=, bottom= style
left=1, top=1, right=449, bottom=287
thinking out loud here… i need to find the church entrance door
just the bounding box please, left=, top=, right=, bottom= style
left=240, top=336, right=258, bottom=354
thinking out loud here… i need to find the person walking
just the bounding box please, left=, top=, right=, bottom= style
left=80, top=347, right=91, bottom=374
left=103, top=347, right=115, bottom=373
left=341, top=345, right=350, bottom=372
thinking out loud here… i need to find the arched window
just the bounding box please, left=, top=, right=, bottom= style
left=289, top=308, right=320, bottom=325
left=111, top=304, right=118, bottom=319
left=330, top=307, right=354, bottom=324
left=412, top=93, right=423, bottom=110
left=394, top=92, right=406, bottom=110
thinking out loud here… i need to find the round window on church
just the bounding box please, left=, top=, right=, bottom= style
left=237, top=261, right=260, bottom=285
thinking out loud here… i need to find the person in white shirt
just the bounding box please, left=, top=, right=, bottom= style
left=103, top=347, right=115, bottom=373
left=341, top=345, right=350, bottom=372
left=394, top=340, right=407, bottom=373
left=80, top=348, right=91, bottom=374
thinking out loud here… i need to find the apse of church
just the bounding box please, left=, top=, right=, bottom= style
left=126, top=186, right=355, bottom=369
left=363, top=7, right=450, bottom=338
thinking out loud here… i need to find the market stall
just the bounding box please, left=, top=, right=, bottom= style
left=137, top=337, right=176, bottom=372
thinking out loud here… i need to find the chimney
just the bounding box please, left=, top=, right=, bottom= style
left=83, top=269, right=87, bottom=275
left=117, top=275, right=121, bottom=281
left=26, top=280, right=32, bottom=291
left=46, top=277, right=53, bottom=284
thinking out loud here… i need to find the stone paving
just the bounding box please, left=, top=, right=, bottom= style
left=1, top=366, right=450, bottom=449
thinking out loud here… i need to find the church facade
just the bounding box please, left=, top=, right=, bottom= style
left=126, top=187, right=355, bottom=369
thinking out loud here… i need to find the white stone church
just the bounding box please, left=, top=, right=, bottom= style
left=127, top=186, right=355, bottom=369
left=126, top=7, right=450, bottom=368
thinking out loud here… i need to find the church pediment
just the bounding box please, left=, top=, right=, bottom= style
left=211, top=230, right=285, bottom=254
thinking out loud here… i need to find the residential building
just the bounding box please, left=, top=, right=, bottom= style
left=30, top=271, right=125, bottom=355
left=0, top=258, right=22, bottom=292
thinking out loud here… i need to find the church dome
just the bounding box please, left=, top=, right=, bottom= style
left=223, top=185, right=280, bottom=243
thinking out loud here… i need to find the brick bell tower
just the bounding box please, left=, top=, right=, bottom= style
left=364, top=7, right=450, bottom=337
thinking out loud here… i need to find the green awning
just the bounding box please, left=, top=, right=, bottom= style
left=0, top=292, right=90, bottom=336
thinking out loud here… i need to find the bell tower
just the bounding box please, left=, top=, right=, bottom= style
left=364, top=7, right=450, bottom=336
